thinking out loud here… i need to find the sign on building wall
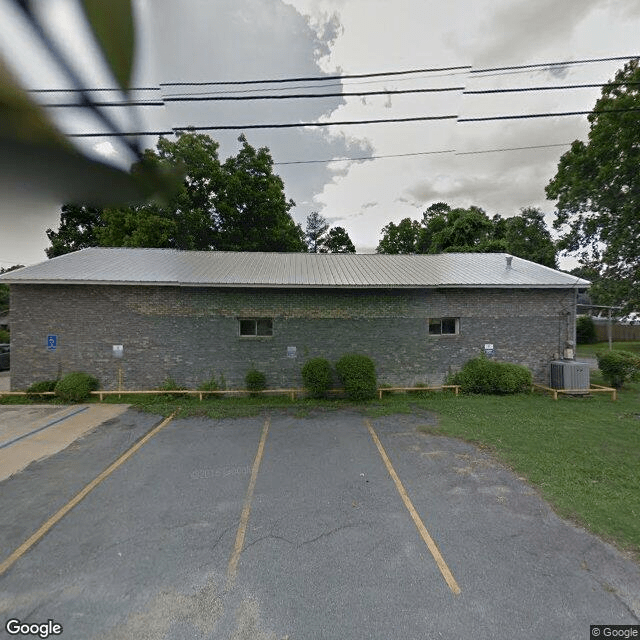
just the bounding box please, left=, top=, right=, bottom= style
left=46, top=335, right=57, bottom=352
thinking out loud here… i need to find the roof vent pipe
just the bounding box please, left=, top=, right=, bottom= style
left=506, top=255, right=513, bottom=269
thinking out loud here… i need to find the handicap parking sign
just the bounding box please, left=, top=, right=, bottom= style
left=47, top=335, right=57, bottom=351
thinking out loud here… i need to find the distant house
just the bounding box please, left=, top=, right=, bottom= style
left=0, top=248, right=589, bottom=391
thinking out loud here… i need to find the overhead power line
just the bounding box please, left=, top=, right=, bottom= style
left=464, top=81, right=640, bottom=94
left=39, top=80, right=640, bottom=108
left=159, top=65, right=473, bottom=87
left=470, top=55, right=639, bottom=74
left=64, top=106, right=640, bottom=137
left=274, top=149, right=456, bottom=165
left=273, top=142, right=575, bottom=165
left=40, top=86, right=466, bottom=108
left=457, top=107, right=640, bottom=122
left=29, top=54, right=639, bottom=94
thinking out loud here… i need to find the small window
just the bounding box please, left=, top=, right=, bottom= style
left=428, top=317, right=459, bottom=335
left=239, top=318, right=273, bottom=337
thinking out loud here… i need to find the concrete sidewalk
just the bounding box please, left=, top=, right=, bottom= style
left=0, top=403, right=130, bottom=481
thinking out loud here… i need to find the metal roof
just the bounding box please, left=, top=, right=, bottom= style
left=0, top=248, right=590, bottom=289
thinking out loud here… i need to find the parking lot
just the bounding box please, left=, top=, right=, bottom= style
left=0, top=407, right=639, bottom=639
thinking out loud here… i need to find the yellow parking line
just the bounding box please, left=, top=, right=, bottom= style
left=0, top=411, right=178, bottom=577
left=364, top=418, right=461, bottom=596
left=226, top=417, right=270, bottom=589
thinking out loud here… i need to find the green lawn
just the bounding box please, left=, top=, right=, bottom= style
left=411, top=386, right=640, bottom=561
left=577, top=340, right=640, bottom=357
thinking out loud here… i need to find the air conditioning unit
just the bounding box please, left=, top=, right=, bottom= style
left=549, top=361, right=590, bottom=393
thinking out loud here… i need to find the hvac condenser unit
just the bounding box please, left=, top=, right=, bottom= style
left=549, top=361, right=590, bottom=393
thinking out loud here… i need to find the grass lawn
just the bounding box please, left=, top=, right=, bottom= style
left=2, top=379, right=639, bottom=561
left=577, top=340, right=640, bottom=358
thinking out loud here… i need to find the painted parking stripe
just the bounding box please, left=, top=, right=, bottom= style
left=364, top=418, right=461, bottom=596
left=226, top=416, right=270, bottom=589
left=0, top=406, right=89, bottom=449
left=0, top=411, right=178, bottom=577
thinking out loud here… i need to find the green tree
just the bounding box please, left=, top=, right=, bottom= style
left=546, top=59, right=640, bottom=308
left=421, top=204, right=500, bottom=253
left=46, top=133, right=306, bottom=254
left=46, top=205, right=105, bottom=258
left=504, top=207, right=557, bottom=268
left=323, top=227, right=356, bottom=253
left=305, top=212, right=329, bottom=252
left=215, top=135, right=305, bottom=251
left=0, top=264, right=25, bottom=319
left=376, top=218, right=422, bottom=253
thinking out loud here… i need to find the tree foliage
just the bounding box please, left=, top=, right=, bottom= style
left=546, top=59, right=640, bottom=307
left=376, top=202, right=557, bottom=267
left=304, top=213, right=356, bottom=253
left=323, top=226, right=356, bottom=253
left=0, top=264, right=25, bottom=313
left=47, top=133, right=306, bottom=255
left=305, top=212, right=329, bottom=253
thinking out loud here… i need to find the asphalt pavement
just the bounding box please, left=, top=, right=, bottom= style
left=0, top=408, right=638, bottom=640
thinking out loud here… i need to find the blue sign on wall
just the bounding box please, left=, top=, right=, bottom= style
left=47, top=335, right=57, bottom=351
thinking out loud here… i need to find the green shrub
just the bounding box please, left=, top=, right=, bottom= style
left=157, top=377, right=188, bottom=397
left=245, top=369, right=266, bottom=396
left=198, top=375, right=222, bottom=391
left=450, top=356, right=532, bottom=394
left=597, top=350, right=640, bottom=388
left=335, top=354, right=377, bottom=401
left=54, top=372, right=99, bottom=402
left=0, top=329, right=9, bottom=343
left=27, top=380, right=58, bottom=396
left=301, top=358, right=333, bottom=398
left=576, top=315, right=598, bottom=344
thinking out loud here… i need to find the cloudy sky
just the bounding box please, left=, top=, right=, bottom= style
left=1, top=0, right=639, bottom=267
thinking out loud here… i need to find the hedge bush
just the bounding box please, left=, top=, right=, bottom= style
left=245, top=369, right=267, bottom=395
left=576, top=315, right=598, bottom=344
left=301, top=358, right=332, bottom=398
left=597, top=350, right=640, bottom=388
left=27, top=380, right=58, bottom=396
left=335, top=354, right=377, bottom=401
left=54, top=372, right=99, bottom=402
left=197, top=373, right=226, bottom=392
left=157, top=377, right=188, bottom=397
left=450, top=356, right=532, bottom=394
left=0, top=329, right=9, bottom=343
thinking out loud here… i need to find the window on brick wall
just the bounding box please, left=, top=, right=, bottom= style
left=239, top=318, right=273, bottom=337
left=428, top=317, right=459, bottom=335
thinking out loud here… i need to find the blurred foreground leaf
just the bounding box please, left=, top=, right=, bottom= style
left=80, top=0, right=135, bottom=90
left=0, top=58, right=177, bottom=206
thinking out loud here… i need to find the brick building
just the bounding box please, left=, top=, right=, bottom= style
left=0, top=248, right=588, bottom=391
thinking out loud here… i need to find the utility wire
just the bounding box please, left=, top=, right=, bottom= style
left=29, top=54, right=639, bottom=94
left=464, top=81, right=640, bottom=94
left=66, top=115, right=458, bottom=137
left=41, top=86, right=465, bottom=108
left=470, top=55, right=639, bottom=74
left=40, top=80, right=640, bottom=107
left=273, top=142, right=575, bottom=165
left=64, top=106, right=640, bottom=136
left=457, top=107, right=640, bottom=122
left=454, top=142, right=573, bottom=155
left=274, top=149, right=456, bottom=165
left=159, top=65, right=473, bottom=87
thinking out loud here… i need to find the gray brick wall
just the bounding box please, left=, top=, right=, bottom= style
left=9, top=284, right=577, bottom=390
